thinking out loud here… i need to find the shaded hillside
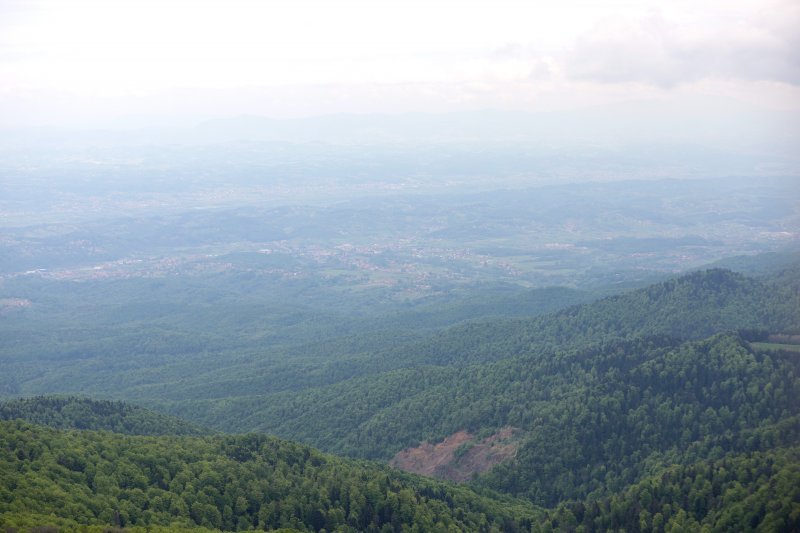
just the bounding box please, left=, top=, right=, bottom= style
left=472, top=335, right=800, bottom=505
left=158, top=267, right=799, bottom=441
left=3, top=268, right=794, bottom=414
left=179, top=333, right=800, bottom=509
left=368, top=268, right=799, bottom=369
left=0, top=396, right=210, bottom=436
left=0, top=420, right=540, bottom=532
left=541, top=447, right=800, bottom=532
left=371, top=286, right=600, bottom=331
left=708, top=249, right=800, bottom=279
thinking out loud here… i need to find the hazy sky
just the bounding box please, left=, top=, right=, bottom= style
left=0, top=0, right=798, bottom=129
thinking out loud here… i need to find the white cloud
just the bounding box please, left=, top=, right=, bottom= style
left=0, top=0, right=798, bottom=128
left=563, top=3, right=800, bottom=87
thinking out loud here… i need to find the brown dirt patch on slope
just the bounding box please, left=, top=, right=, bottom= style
left=389, top=427, right=519, bottom=482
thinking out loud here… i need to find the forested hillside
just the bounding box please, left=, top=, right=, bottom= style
left=474, top=334, right=800, bottom=504
left=378, top=267, right=799, bottom=369
left=1, top=263, right=798, bottom=531
left=0, top=396, right=210, bottom=436
left=2, top=417, right=797, bottom=532
left=541, top=447, right=800, bottom=531
left=0, top=420, right=539, bottom=532
left=157, top=267, right=799, bottom=442
left=182, top=334, right=798, bottom=505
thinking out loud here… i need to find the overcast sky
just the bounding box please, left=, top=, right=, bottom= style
left=0, top=0, right=798, bottom=131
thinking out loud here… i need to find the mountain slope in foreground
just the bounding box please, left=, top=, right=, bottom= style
left=2, top=417, right=797, bottom=532
left=0, top=419, right=538, bottom=532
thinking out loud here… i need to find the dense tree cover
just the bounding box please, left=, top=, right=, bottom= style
left=0, top=420, right=540, bottom=532
left=0, top=514, right=220, bottom=533
left=1, top=266, right=798, bottom=530
left=542, top=447, right=800, bottom=532
left=0, top=396, right=209, bottom=436
left=2, top=268, right=795, bottom=414
left=373, top=268, right=800, bottom=369
left=139, top=267, right=800, bottom=437
left=2, top=421, right=797, bottom=532
left=474, top=335, right=800, bottom=505
left=187, top=334, right=798, bottom=509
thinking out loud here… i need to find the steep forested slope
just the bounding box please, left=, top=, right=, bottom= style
left=0, top=396, right=210, bottom=436
left=0, top=420, right=539, bottom=532
left=473, top=335, right=800, bottom=504
left=541, top=447, right=800, bottom=532
left=190, top=334, right=799, bottom=505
